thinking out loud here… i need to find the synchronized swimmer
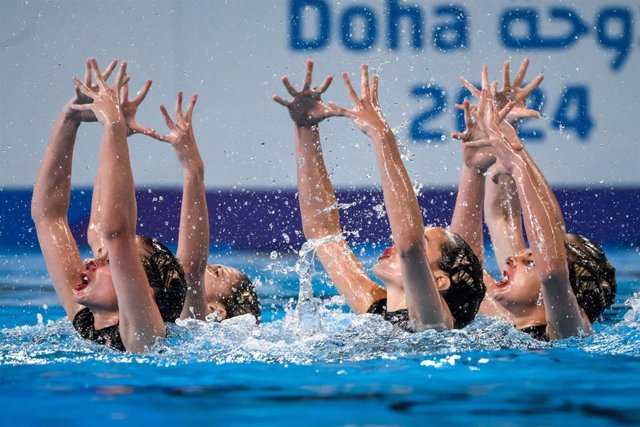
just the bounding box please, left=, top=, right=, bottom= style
left=32, top=57, right=616, bottom=352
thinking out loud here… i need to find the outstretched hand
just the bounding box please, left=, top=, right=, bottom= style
left=150, top=92, right=201, bottom=168
left=459, top=59, right=543, bottom=123
left=120, top=79, right=161, bottom=139
left=452, top=87, right=515, bottom=172
left=326, top=64, right=389, bottom=138
left=462, top=90, right=523, bottom=178
left=70, top=59, right=126, bottom=126
left=65, top=58, right=119, bottom=122
left=273, top=59, right=336, bottom=127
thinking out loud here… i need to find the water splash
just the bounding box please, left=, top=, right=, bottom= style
left=3, top=300, right=640, bottom=366
left=1, top=261, right=638, bottom=366
left=622, top=292, right=640, bottom=326
left=321, top=201, right=356, bottom=214
left=293, top=235, right=341, bottom=337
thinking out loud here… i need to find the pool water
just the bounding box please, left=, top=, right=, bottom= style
left=1, top=245, right=639, bottom=426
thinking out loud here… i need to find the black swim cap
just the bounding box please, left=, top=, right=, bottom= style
left=139, top=236, right=187, bottom=323
left=439, top=232, right=486, bottom=328
left=565, top=233, right=617, bottom=323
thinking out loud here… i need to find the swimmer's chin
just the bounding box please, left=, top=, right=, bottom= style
left=371, top=264, right=402, bottom=289
left=371, top=263, right=386, bottom=282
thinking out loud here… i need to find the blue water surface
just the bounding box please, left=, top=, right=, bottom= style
left=1, top=245, right=639, bottom=427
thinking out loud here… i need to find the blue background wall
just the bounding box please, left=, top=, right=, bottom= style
left=2, top=187, right=638, bottom=250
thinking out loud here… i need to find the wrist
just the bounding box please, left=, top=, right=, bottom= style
left=183, top=160, right=205, bottom=178
left=369, top=123, right=394, bottom=141
left=295, top=124, right=320, bottom=141
left=105, top=119, right=127, bottom=135
left=295, top=123, right=319, bottom=132
left=61, top=115, right=82, bottom=129
left=62, top=110, right=82, bottom=123
left=506, top=152, right=527, bottom=176
left=295, top=121, right=320, bottom=129
left=462, top=163, right=486, bottom=177
left=60, top=105, right=82, bottom=124
left=54, top=111, right=81, bottom=136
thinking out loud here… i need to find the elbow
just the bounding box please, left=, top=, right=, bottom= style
left=30, top=196, right=58, bottom=225
left=181, top=258, right=207, bottom=280
left=30, top=201, right=43, bottom=225
left=301, top=213, right=341, bottom=240
left=100, top=206, right=136, bottom=241
left=101, top=228, right=136, bottom=242
left=31, top=204, right=63, bottom=228
left=300, top=221, right=317, bottom=239
left=396, top=235, right=426, bottom=259
left=100, top=219, right=136, bottom=242
left=301, top=224, right=328, bottom=240
left=539, top=265, right=570, bottom=290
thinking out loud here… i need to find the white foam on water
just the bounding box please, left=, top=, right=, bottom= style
left=1, top=259, right=639, bottom=366
left=2, top=299, right=640, bottom=366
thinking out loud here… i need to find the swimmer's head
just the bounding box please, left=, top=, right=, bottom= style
left=437, top=230, right=486, bottom=328
left=565, top=233, right=617, bottom=323
left=372, top=227, right=485, bottom=328
left=204, top=264, right=261, bottom=322
left=138, top=236, right=187, bottom=323
left=75, top=236, right=186, bottom=323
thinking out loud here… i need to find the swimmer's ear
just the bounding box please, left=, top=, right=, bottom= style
left=434, top=273, right=451, bottom=292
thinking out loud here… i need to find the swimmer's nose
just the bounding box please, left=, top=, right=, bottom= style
left=505, top=256, right=515, bottom=268
left=84, top=258, right=98, bottom=271
left=514, top=253, right=530, bottom=264
left=208, top=264, right=224, bottom=277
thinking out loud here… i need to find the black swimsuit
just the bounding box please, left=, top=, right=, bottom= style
left=371, top=299, right=550, bottom=340
left=72, top=308, right=126, bottom=351
left=520, top=325, right=550, bottom=341
left=367, top=298, right=412, bottom=330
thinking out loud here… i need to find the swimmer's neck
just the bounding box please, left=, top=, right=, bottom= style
left=479, top=296, right=547, bottom=330
left=478, top=296, right=514, bottom=320
left=384, top=282, right=453, bottom=327
left=91, top=308, right=120, bottom=330
left=385, top=286, right=406, bottom=311
left=511, top=307, right=547, bottom=330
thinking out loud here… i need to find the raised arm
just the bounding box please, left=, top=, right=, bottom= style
left=31, top=101, right=85, bottom=320
left=32, top=58, right=122, bottom=317
left=459, top=60, right=543, bottom=273
left=485, top=118, right=564, bottom=276
left=474, top=102, right=590, bottom=339
left=273, top=60, right=385, bottom=313
left=88, top=72, right=159, bottom=256
left=450, top=98, right=506, bottom=265
left=87, top=175, right=104, bottom=255
left=483, top=134, right=565, bottom=276
left=483, top=173, right=526, bottom=273
left=328, top=65, right=448, bottom=330
left=71, top=60, right=166, bottom=351
left=148, top=93, right=209, bottom=320
left=460, top=58, right=564, bottom=237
